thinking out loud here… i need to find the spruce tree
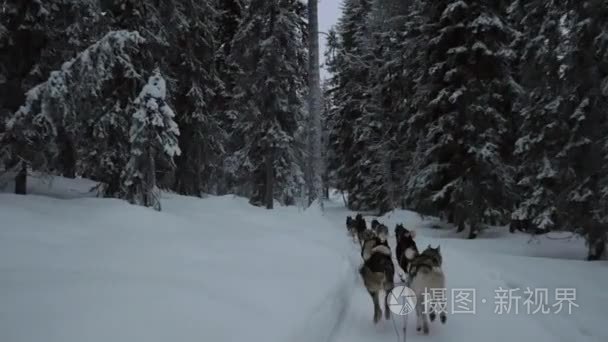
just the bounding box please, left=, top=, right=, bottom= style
left=229, top=0, right=307, bottom=208
left=406, top=1, right=520, bottom=237
left=124, top=69, right=181, bottom=211
left=325, top=0, right=377, bottom=211
left=508, top=0, right=570, bottom=232
left=2, top=30, right=145, bottom=195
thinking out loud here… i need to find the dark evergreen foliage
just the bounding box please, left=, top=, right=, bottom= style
left=0, top=0, right=606, bottom=257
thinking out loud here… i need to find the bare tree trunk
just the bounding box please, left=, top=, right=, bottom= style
left=146, top=145, right=159, bottom=210
left=194, top=143, right=202, bottom=196
left=15, top=161, right=27, bottom=195
left=308, top=0, right=324, bottom=211
left=58, top=127, right=76, bottom=178
left=265, top=148, right=274, bottom=209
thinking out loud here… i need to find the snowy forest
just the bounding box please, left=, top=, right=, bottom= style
left=0, top=1, right=607, bottom=256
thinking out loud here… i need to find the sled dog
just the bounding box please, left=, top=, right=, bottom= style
left=346, top=216, right=357, bottom=241
left=409, top=245, right=447, bottom=334
left=354, top=214, right=367, bottom=245
left=358, top=234, right=395, bottom=323
left=394, top=224, right=419, bottom=278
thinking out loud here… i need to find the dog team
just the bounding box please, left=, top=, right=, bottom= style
left=346, top=214, right=447, bottom=335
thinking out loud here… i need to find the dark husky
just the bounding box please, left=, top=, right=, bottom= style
left=371, top=219, right=380, bottom=230
left=354, top=214, right=367, bottom=245
left=394, top=223, right=407, bottom=241
left=360, top=229, right=387, bottom=261
left=394, top=224, right=419, bottom=279
left=371, top=219, right=389, bottom=242
left=346, top=216, right=357, bottom=241
left=358, top=234, right=395, bottom=324
left=409, top=245, right=446, bottom=334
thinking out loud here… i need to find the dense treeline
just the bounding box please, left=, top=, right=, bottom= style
left=0, top=0, right=606, bottom=258
left=0, top=0, right=315, bottom=210
left=325, top=0, right=608, bottom=257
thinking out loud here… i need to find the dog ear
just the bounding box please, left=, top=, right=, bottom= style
left=427, top=244, right=431, bottom=249
left=410, top=230, right=416, bottom=239
left=436, top=245, right=440, bottom=252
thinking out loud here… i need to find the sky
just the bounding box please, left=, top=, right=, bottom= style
left=318, top=0, right=342, bottom=81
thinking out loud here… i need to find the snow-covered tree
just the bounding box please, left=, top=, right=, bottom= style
left=306, top=0, right=324, bottom=208
left=558, top=1, right=608, bottom=257
left=2, top=30, right=145, bottom=194
left=101, top=0, right=229, bottom=197
left=325, top=0, right=379, bottom=211
left=229, top=0, right=307, bottom=208
left=509, top=1, right=608, bottom=257
left=405, top=1, right=520, bottom=238
left=0, top=0, right=106, bottom=179
left=124, top=70, right=181, bottom=211
left=507, top=0, right=575, bottom=232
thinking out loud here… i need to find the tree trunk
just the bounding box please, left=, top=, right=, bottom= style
left=456, top=210, right=465, bottom=232
left=58, top=128, right=76, bottom=178
left=586, top=222, right=607, bottom=261
left=15, top=161, right=27, bottom=195
left=194, top=143, right=202, bottom=196
left=467, top=222, right=478, bottom=239
left=308, top=0, right=323, bottom=210
left=147, top=145, right=158, bottom=210
left=587, top=241, right=606, bottom=261
left=265, top=148, right=274, bottom=209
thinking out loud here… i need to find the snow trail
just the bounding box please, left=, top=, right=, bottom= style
left=323, top=194, right=607, bottom=342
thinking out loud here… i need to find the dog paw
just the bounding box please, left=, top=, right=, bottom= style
left=440, top=314, right=447, bottom=324
left=416, top=326, right=421, bottom=332
left=423, top=326, right=429, bottom=335
left=429, top=312, right=436, bottom=322
left=374, top=313, right=381, bottom=324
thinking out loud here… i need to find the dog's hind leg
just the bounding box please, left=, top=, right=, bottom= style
left=384, top=281, right=394, bottom=320
left=368, top=290, right=382, bottom=323
left=383, top=290, right=392, bottom=320
left=415, top=294, right=429, bottom=334
left=415, top=295, right=423, bottom=332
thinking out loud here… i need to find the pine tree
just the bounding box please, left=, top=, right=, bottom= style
left=306, top=0, right=324, bottom=208
left=406, top=1, right=520, bottom=237
left=361, top=0, right=419, bottom=213
left=510, top=1, right=608, bottom=257
left=325, top=0, right=378, bottom=211
left=2, top=30, right=145, bottom=195
left=124, top=69, right=181, bottom=211
left=214, top=0, right=246, bottom=195
left=228, top=0, right=307, bottom=208
left=558, top=1, right=608, bottom=257
left=0, top=0, right=106, bottom=180
left=508, top=0, right=570, bottom=232
left=101, top=0, right=228, bottom=196
left=170, top=1, right=227, bottom=196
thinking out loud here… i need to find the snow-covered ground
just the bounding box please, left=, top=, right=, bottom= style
left=325, top=192, right=608, bottom=342
left=0, top=175, right=355, bottom=342
left=1, top=176, right=607, bottom=342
